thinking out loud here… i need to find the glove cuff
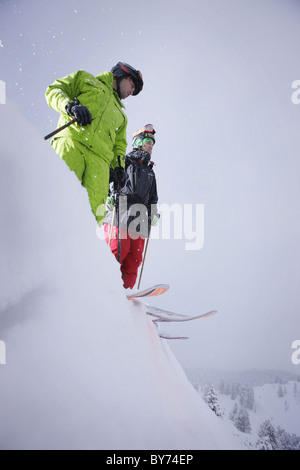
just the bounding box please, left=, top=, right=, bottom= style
left=65, top=99, right=80, bottom=117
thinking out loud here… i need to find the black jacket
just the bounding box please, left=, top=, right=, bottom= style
left=104, top=150, right=159, bottom=237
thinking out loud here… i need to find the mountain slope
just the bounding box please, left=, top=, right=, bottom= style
left=0, top=102, right=243, bottom=450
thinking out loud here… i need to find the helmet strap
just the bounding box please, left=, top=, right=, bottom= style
left=116, top=78, right=122, bottom=99
left=113, top=76, right=122, bottom=99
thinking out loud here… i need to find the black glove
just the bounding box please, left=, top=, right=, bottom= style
left=111, top=166, right=126, bottom=187
left=65, top=99, right=92, bottom=126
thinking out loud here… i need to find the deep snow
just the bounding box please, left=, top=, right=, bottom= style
left=0, top=102, right=243, bottom=450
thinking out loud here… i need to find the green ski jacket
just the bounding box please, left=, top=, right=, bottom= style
left=45, top=70, right=127, bottom=168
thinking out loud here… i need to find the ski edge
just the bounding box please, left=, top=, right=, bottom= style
left=127, top=284, right=170, bottom=300
left=159, top=334, right=189, bottom=340
left=147, top=307, right=218, bottom=322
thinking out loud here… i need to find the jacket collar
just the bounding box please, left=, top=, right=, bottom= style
left=127, top=149, right=152, bottom=164
left=96, top=72, right=125, bottom=109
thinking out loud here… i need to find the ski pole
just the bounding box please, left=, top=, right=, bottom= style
left=117, top=186, right=121, bottom=264
left=116, top=156, right=122, bottom=264
left=137, top=226, right=151, bottom=290
left=108, top=205, right=116, bottom=247
left=44, top=118, right=77, bottom=140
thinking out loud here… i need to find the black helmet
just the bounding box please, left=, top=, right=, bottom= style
left=111, top=62, right=143, bottom=96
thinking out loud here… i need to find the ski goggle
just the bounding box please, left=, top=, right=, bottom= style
left=133, top=135, right=155, bottom=148
left=143, top=124, right=156, bottom=134
left=132, top=124, right=156, bottom=140
left=142, top=137, right=154, bottom=145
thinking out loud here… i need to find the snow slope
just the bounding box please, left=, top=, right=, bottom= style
left=0, top=103, right=243, bottom=450
left=251, top=382, right=300, bottom=435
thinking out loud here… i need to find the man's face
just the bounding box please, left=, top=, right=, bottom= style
left=118, top=77, right=135, bottom=99
left=141, top=140, right=154, bottom=155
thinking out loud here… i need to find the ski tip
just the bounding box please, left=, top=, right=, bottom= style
left=146, top=284, right=169, bottom=297
left=127, top=284, right=170, bottom=300
left=204, top=310, right=218, bottom=317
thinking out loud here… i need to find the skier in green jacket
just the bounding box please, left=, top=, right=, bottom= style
left=45, top=62, right=143, bottom=225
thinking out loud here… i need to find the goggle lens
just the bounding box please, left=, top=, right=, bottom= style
left=143, top=123, right=155, bottom=133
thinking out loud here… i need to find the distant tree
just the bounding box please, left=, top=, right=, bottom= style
left=276, top=427, right=300, bottom=450
left=234, top=406, right=251, bottom=434
left=230, top=385, right=236, bottom=400
left=229, top=403, right=238, bottom=422
left=240, top=384, right=255, bottom=410
left=230, top=383, right=240, bottom=400
left=274, top=375, right=285, bottom=384
left=224, top=383, right=231, bottom=395
left=256, top=420, right=277, bottom=450
left=277, top=384, right=284, bottom=398
left=293, top=382, right=297, bottom=397
left=257, top=420, right=300, bottom=450
left=204, top=385, right=223, bottom=418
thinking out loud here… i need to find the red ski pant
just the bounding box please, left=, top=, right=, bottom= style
left=104, top=224, right=145, bottom=289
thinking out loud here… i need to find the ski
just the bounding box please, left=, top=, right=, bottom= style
left=146, top=305, right=218, bottom=322
left=127, top=284, right=169, bottom=300
left=159, top=333, right=189, bottom=340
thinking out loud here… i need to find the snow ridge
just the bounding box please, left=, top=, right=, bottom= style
left=0, top=103, right=243, bottom=450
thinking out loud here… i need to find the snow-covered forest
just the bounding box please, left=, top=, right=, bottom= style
left=191, top=370, right=300, bottom=449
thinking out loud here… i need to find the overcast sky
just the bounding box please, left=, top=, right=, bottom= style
left=1, top=0, right=300, bottom=373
